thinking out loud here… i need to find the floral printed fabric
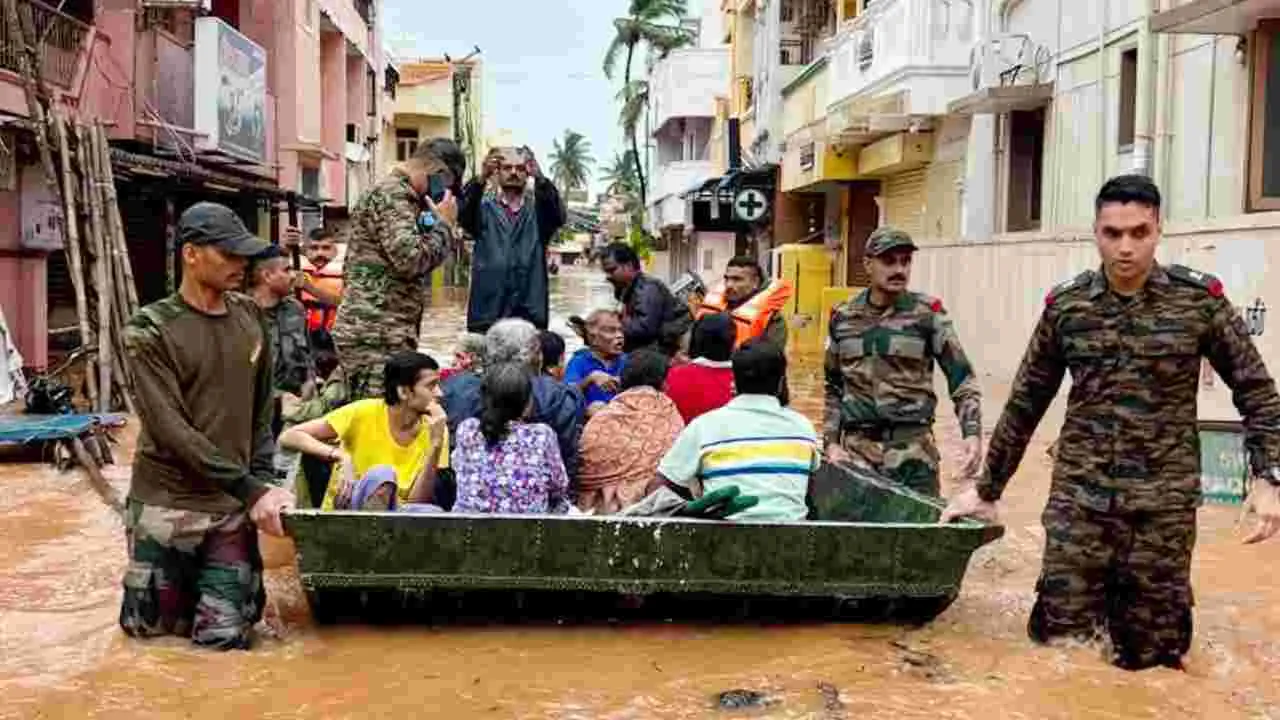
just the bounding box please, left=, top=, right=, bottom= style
left=452, top=418, right=570, bottom=514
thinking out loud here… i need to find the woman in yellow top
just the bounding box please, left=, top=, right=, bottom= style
left=280, top=351, right=449, bottom=511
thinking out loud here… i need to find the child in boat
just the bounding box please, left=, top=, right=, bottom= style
left=278, top=351, right=449, bottom=511
left=452, top=362, right=570, bottom=514
left=539, top=330, right=566, bottom=381
left=665, top=312, right=736, bottom=423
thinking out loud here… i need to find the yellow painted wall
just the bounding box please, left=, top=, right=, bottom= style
left=857, top=133, right=934, bottom=177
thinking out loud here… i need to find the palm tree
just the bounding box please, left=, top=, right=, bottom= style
left=548, top=129, right=595, bottom=196
left=603, top=0, right=695, bottom=210
left=600, top=151, right=639, bottom=196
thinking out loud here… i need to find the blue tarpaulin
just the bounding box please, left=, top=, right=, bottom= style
left=0, top=415, right=126, bottom=444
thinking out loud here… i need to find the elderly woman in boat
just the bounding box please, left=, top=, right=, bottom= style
left=452, top=362, right=570, bottom=514
left=442, top=319, right=585, bottom=477
left=576, top=349, right=685, bottom=514
left=564, top=308, right=627, bottom=418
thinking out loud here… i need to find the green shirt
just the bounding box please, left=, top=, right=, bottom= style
left=124, top=292, right=275, bottom=513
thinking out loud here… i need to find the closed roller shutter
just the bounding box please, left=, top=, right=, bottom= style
left=924, top=159, right=962, bottom=242
left=881, top=167, right=927, bottom=241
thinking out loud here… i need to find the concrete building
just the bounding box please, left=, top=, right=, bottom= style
left=0, top=0, right=392, bottom=373
left=744, top=0, right=1278, bottom=423
left=382, top=57, right=483, bottom=180
left=645, top=4, right=732, bottom=286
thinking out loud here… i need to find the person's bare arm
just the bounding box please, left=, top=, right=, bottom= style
left=279, top=418, right=342, bottom=460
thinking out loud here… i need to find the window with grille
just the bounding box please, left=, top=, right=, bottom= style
left=395, top=128, right=419, bottom=162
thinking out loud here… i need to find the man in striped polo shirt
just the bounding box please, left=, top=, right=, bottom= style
left=656, top=339, right=819, bottom=521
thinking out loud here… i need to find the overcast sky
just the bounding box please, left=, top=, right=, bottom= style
left=382, top=0, right=638, bottom=194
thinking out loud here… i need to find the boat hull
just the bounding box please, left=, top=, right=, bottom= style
left=284, top=463, right=1003, bottom=623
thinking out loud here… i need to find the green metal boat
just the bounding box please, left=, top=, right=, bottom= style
left=284, top=463, right=1003, bottom=624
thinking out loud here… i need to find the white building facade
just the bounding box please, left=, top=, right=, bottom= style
left=800, top=0, right=1279, bottom=423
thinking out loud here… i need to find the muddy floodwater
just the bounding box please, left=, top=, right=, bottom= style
left=3, top=268, right=1278, bottom=718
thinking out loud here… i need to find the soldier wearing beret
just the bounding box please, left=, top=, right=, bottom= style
left=824, top=226, right=984, bottom=496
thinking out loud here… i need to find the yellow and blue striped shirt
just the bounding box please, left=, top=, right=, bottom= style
left=658, top=395, right=819, bottom=521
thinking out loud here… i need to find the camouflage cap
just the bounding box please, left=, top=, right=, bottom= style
left=865, top=226, right=918, bottom=257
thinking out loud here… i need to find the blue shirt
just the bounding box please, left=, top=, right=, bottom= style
left=563, top=348, right=626, bottom=407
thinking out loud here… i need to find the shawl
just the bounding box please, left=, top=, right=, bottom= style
left=576, top=387, right=685, bottom=514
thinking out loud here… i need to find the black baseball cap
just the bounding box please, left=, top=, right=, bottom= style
left=178, top=202, right=270, bottom=256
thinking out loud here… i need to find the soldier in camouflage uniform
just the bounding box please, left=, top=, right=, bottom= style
left=824, top=227, right=983, bottom=496
left=120, top=203, right=294, bottom=650
left=943, top=175, right=1280, bottom=670
left=332, top=138, right=465, bottom=399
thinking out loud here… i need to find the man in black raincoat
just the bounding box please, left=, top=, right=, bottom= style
left=460, top=147, right=565, bottom=333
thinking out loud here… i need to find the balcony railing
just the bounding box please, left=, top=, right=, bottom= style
left=0, top=0, right=90, bottom=88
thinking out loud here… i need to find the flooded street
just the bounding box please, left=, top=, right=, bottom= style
left=3, top=267, right=1278, bottom=719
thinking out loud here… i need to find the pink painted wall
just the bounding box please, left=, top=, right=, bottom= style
left=320, top=30, right=347, bottom=203
left=0, top=189, right=46, bottom=369
left=346, top=54, right=366, bottom=135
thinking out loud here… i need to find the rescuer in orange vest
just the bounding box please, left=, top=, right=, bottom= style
left=295, top=226, right=344, bottom=339
left=696, top=256, right=793, bottom=349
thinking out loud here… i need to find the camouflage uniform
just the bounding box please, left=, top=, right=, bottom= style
left=119, top=499, right=264, bottom=650
left=980, top=264, right=1280, bottom=670
left=262, top=296, right=312, bottom=396
left=824, top=229, right=982, bottom=496
left=332, top=169, right=451, bottom=399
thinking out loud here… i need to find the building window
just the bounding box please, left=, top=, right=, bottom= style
left=346, top=123, right=357, bottom=143
left=1249, top=22, right=1280, bottom=211
left=395, top=128, right=419, bottom=162
left=1007, top=108, right=1045, bottom=232
left=1118, top=48, right=1138, bottom=149
left=367, top=68, right=377, bottom=116
left=300, top=167, right=320, bottom=199
left=858, top=30, right=874, bottom=71
left=702, top=249, right=714, bottom=271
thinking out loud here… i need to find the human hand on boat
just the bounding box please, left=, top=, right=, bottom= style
left=939, top=486, right=999, bottom=525
left=959, top=436, right=983, bottom=478
left=825, top=443, right=852, bottom=466
left=251, top=487, right=296, bottom=537
left=1241, top=479, right=1280, bottom=544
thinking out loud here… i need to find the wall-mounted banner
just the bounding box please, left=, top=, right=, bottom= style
left=194, top=17, right=267, bottom=164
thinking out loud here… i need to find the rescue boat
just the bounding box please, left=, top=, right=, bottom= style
left=283, top=462, right=1003, bottom=624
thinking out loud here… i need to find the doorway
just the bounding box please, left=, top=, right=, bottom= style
left=1006, top=107, right=1045, bottom=232
left=845, top=181, right=879, bottom=286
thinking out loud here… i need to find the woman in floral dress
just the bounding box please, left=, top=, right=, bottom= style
left=452, top=362, right=570, bottom=514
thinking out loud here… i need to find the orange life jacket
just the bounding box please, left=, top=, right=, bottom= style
left=300, top=258, right=344, bottom=333
left=695, top=279, right=793, bottom=348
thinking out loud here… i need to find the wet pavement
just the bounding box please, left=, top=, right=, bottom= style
left=2, top=267, right=1278, bottom=718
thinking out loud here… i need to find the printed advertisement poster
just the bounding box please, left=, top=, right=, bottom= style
left=194, top=18, right=266, bottom=163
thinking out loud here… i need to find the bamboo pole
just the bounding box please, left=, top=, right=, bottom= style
left=79, top=123, right=113, bottom=413
left=96, top=123, right=138, bottom=314
left=90, top=123, right=137, bottom=414
left=52, top=110, right=98, bottom=410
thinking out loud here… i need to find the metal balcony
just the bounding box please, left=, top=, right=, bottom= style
left=0, top=0, right=90, bottom=88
